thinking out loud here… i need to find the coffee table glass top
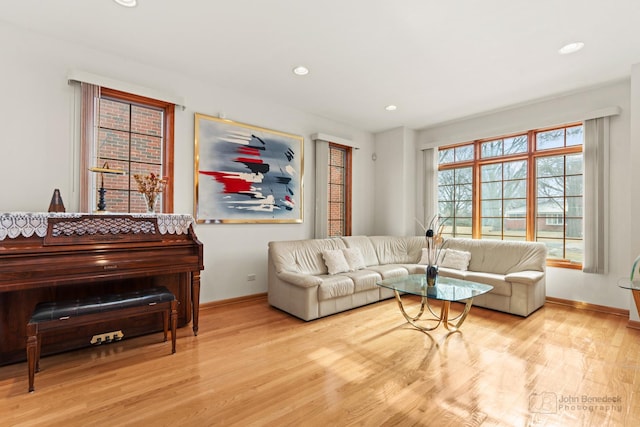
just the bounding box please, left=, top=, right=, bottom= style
left=617, top=278, right=640, bottom=291
left=377, top=274, right=493, bottom=302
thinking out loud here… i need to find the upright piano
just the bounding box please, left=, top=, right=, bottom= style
left=0, top=213, right=204, bottom=365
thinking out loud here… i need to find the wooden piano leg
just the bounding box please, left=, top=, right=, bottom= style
left=170, top=299, right=177, bottom=354
left=162, top=307, right=169, bottom=342
left=26, top=323, right=38, bottom=393
left=192, top=271, right=201, bottom=336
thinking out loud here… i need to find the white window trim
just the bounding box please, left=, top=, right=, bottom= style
left=68, top=69, right=186, bottom=109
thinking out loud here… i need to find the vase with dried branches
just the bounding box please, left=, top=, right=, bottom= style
left=422, top=215, right=447, bottom=286
left=133, top=173, right=168, bottom=213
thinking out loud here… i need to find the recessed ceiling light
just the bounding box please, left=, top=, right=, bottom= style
left=114, top=0, right=137, bottom=7
left=292, top=66, right=310, bottom=76
left=385, top=105, right=397, bottom=111
left=558, top=42, right=584, bottom=55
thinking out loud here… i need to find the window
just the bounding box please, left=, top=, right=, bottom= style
left=327, top=143, right=352, bottom=237
left=480, top=158, right=528, bottom=240
left=84, top=87, right=174, bottom=213
left=438, top=166, right=472, bottom=238
left=437, top=123, right=583, bottom=268
left=535, top=126, right=584, bottom=265
left=545, top=214, right=564, bottom=226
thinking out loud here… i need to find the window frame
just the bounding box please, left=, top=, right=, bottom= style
left=437, top=123, right=583, bottom=269
left=90, top=88, right=175, bottom=213
left=327, top=142, right=352, bottom=237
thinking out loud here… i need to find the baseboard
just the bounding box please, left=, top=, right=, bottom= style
left=199, top=294, right=633, bottom=324
left=200, top=293, right=267, bottom=311
left=546, top=296, right=629, bottom=317
left=626, top=319, right=640, bottom=330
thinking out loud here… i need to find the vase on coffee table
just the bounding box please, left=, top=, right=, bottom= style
left=426, top=264, right=438, bottom=287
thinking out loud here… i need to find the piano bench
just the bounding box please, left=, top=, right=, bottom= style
left=25, top=286, right=177, bottom=393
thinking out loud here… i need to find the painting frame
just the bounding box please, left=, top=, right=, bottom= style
left=194, top=113, right=304, bottom=224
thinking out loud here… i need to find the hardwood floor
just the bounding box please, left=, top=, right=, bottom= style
left=1, top=296, right=639, bottom=426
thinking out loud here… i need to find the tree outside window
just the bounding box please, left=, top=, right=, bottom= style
left=437, top=124, right=583, bottom=267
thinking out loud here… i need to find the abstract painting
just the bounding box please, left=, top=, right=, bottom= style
left=194, top=113, right=304, bottom=223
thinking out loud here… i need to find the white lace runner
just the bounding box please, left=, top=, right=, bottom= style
left=0, top=213, right=194, bottom=241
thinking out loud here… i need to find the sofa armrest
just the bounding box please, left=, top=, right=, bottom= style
left=505, top=270, right=544, bottom=285
left=277, top=270, right=323, bottom=288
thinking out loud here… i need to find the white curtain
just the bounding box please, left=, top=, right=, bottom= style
left=314, top=139, right=330, bottom=238
left=422, top=148, right=438, bottom=228
left=582, top=116, right=610, bottom=274
left=79, top=83, right=100, bottom=213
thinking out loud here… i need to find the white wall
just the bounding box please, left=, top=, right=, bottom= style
left=630, top=63, right=640, bottom=320
left=0, top=22, right=376, bottom=304
left=417, top=80, right=634, bottom=311
left=373, top=127, right=417, bottom=236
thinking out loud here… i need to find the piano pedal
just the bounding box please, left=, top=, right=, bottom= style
left=90, top=330, right=124, bottom=345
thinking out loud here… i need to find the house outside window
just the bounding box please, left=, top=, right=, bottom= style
left=544, top=213, right=564, bottom=226
left=437, top=123, right=583, bottom=268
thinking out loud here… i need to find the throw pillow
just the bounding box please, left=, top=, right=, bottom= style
left=322, top=249, right=350, bottom=275
left=342, top=248, right=366, bottom=271
left=418, top=248, right=447, bottom=265
left=440, top=249, right=472, bottom=271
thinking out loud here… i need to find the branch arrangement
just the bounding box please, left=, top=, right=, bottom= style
left=425, top=215, right=446, bottom=266
left=133, top=173, right=168, bottom=211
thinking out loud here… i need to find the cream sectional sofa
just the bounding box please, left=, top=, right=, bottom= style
left=268, top=236, right=547, bottom=321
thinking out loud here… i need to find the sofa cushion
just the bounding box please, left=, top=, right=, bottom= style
left=364, top=264, right=409, bottom=279
left=317, top=275, right=354, bottom=300
left=401, top=263, right=426, bottom=275
left=344, top=269, right=382, bottom=292
left=444, top=238, right=546, bottom=275
left=343, top=248, right=366, bottom=271
left=369, top=236, right=424, bottom=265
left=322, top=249, right=350, bottom=275
left=341, top=236, right=380, bottom=266
left=270, top=238, right=346, bottom=275
left=437, top=266, right=467, bottom=280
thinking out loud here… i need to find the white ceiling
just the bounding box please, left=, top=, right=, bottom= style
left=3, top=0, right=640, bottom=133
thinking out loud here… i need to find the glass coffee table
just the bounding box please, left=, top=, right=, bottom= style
left=617, top=278, right=640, bottom=315
left=377, top=274, right=493, bottom=332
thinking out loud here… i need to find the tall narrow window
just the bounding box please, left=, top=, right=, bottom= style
left=438, top=164, right=473, bottom=238
left=327, top=143, right=352, bottom=236
left=534, top=126, right=584, bottom=264
left=86, top=88, right=174, bottom=213
left=480, top=159, right=528, bottom=240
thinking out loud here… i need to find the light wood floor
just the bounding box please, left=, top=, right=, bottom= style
left=1, top=296, right=639, bottom=426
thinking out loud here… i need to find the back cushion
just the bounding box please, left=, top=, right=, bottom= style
left=405, top=236, right=427, bottom=262
left=341, top=236, right=380, bottom=266
left=269, top=238, right=346, bottom=275
left=368, top=236, right=423, bottom=265
left=444, top=238, right=546, bottom=274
